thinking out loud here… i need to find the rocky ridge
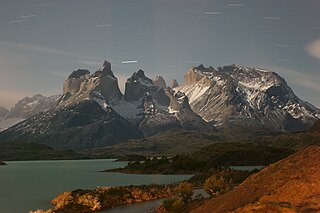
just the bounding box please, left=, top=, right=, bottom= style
left=0, top=60, right=319, bottom=150
left=0, top=60, right=210, bottom=149
left=177, top=64, right=320, bottom=131
left=0, top=94, right=59, bottom=131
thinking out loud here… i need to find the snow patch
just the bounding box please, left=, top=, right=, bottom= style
left=111, top=99, right=141, bottom=119
left=179, top=84, right=210, bottom=104
left=91, top=91, right=108, bottom=110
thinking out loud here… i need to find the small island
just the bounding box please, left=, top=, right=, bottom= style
left=114, top=154, right=147, bottom=162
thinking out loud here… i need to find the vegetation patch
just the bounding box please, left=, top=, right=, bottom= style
left=31, top=185, right=175, bottom=213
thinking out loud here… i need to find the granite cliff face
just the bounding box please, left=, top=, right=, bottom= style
left=177, top=64, right=320, bottom=131
left=60, top=60, right=122, bottom=107
left=170, top=79, right=179, bottom=88
left=0, top=61, right=210, bottom=149
left=0, top=60, right=319, bottom=150
left=153, top=76, right=167, bottom=89
left=118, top=69, right=210, bottom=136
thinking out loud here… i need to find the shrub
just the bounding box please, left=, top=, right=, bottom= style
left=203, top=175, right=227, bottom=196
left=174, top=182, right=193, bottom=201
left=162, top=197, right=185, bottom=213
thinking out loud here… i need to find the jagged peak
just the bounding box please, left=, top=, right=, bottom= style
left=127, top=69, right=153, bottom=86
left=194, top=64, right=217, bottom=73
left=166, top=87, right=190, bottom=110
left=68, top=69, right=90, bottom=79
left=102, top=60, right=111, bottom=70
left=153, top=76, right=166, bottom=88
left=194, top=64, right=206, bottom=70
left=171, top=79, right=179, bottom=88
left=94, top=60, right=115, bottom=77
left=136, top=69, right=147, bottom=78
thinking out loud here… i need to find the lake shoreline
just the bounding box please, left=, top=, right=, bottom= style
left=33, top=184, right=176, bottom=213
left=0, top=159, right=191, bottom=213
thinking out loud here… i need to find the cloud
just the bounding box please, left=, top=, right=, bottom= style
left=0, top=41, right=102, bottom=61
left=37, top=3, right=55, bottom=7
left=274, top=44, right=291, bottom=47
left=277, top=59, right=292, bottom=62
left=226, top=4, right=244, bottom=7
left=185, top=60, right=201, bottom=64
left=306, top=39, right=320, bottom=60
left=79, top=60, right=103, bottom=67
left=270, top=66, right=320, bottom=92
left=20, top=15, right=37, bottom=19
left=9, top=19, right=26, bottom=24
left=204, top=12, right=221, bottom=15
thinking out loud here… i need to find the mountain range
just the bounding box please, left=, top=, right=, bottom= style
left=0, top=94, right=59, bottom=131
left=0, top=60, right=319, bottom=150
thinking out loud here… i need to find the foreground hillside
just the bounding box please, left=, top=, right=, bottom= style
left=84, top=122, right=318, bottom=157
left=255, top=120, right=320, bottom=150
left=191, top=145, right=320, bottom=213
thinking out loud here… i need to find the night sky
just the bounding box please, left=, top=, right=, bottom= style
left=0, top=0, right=320, bottom=108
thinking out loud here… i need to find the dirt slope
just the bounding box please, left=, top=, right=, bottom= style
left=191, top=145, right=320, bottom=213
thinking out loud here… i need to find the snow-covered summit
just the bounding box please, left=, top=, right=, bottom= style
left=177, top=64, right=319, bottom=131
left=0, top=94, right=59, bottom=131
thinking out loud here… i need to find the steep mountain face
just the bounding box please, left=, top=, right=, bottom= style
left=192, top=145, right=320, bottom=213
left=177, top=64, right=320, bottom=131
left=0, top=61, right=142, bottom=149
left=60, top=61, right=122, bottom=107
left=0, top=107, right=8, bottom=120
left=8, top=94, right=59, bottom=119
left=153, top=76, right=167, bottom=89
left=117, top=69, right=212, bottom=136
left=0, top=61, right=210, bottom=149
left=0, top=94, right=59, bottom=131
left=170, top=79, right=179, bottom=88
left=165, top=87, right=212, bottom=130
left=1, top=60, right=318, bottom=150
left=0, top=101, right=141, bottom=150
left=0, top=107, right=9, bottom=131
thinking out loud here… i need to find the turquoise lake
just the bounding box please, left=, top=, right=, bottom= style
left=0, top=159, right=192, bottom=213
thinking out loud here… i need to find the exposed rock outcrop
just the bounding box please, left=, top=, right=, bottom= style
left=121, top=70, right=211, bottom=136
left=124, top=70, right=155, bottom=102
left=177, top=64, right=320, bottom=131
left=61, top=60, right=122, bottom=106
left=170, top=79, right=179, bottom=88
left=166, top=88, right=214, bottom=131
left=153, top=76, right=167, bottom=89
left=0, top=101, right=141, bottom=150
